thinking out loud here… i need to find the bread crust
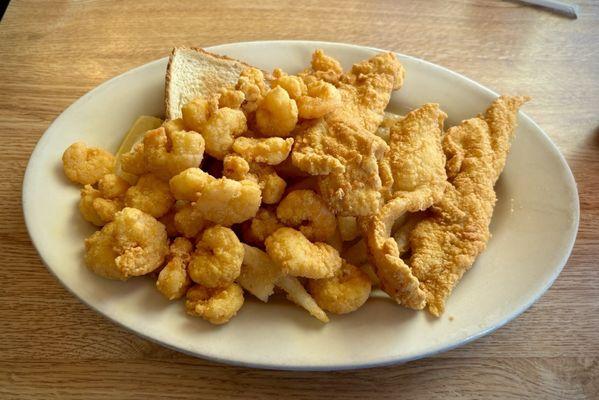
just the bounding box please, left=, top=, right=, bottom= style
left=164, top=47, right=254, bottom=120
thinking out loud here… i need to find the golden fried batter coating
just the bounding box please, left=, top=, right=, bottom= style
left=241, top=207, right=284, bottom=246
left=308, top=263, right=371, bottom=314
left=143, top=127, right=205, bottom=180
left=293, top=52, right=404, bottom=216
left=265, top=227, right=342, bottom=279
left=185, top=283, right=244, bottom=325
left=363, top=103, right=447, bottom=309
left=410, top=96, right=529, bottom=316
left=232, top=136, right=293, bottom=165
left=62, top=142, right=115, bottom=185
left=276, top=190, right=336, bottom=242
left=84, top=207, right=168, bottom=280
left=156, top=237, right=193, bottom=300
left=256, top=86, right=298, bottom=137
left=124, top=173, right=174, bottom=218
left=188, top=226, right=244, bottom=288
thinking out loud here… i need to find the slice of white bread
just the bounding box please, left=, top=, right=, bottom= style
left=165, top=47, right=252, bottom=119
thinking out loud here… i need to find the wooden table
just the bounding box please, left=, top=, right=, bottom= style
left=1, top=0, right=598, bottom=398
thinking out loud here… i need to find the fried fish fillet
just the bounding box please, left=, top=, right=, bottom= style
left=292, top=52, right=405, bottom=216
left=362, top=103, right=447, bottom=309
left=410, top=96, right=529, bottom=316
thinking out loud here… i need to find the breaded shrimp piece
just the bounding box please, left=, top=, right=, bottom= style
left=219, top=88, right=245, bottom=109
left=308, top=262, right=372, bottom=314
left=84, top=207, right=168, bottom=280
left=124, top=173, right=174, bottom=218
left=232, top=137, right=293, bottom=165
left=188, top=226, right=244, bottom=288
left=297, top=79, right=341, bottom=119
left=169, top=167, right=215, bottom=202
left=256, top=86, right=298, bottom=137
left=410, top=96, right=529, bottom=316
left=299, top=49, right=344, bottom=85
left=174, top=203, right=209, bottom=238
left=97, top=173, right=130, bottom=198
left=185, top=283, right=244, bottom=325
left=250, top=164, right=287, bottom=205
left=79, top=174, right=130, bottom=226
left=181, top=97, right=217, bottom=132
left=236, top=67, right=269, bottom=114
left=156, top=237, right=193, bottom=300
left=143, top=126, right=205, bottom=180
left=193, top=178, right=261, bottom=226
left=222, top=154, right=250, bottom=180
left=120, top=142, right=146, bottom=176
left=241, top=207, right=284, bottom=246
left=201, top=107, right=247, bottom=159
left=272, top=70, right=307, bottom=100
left=62, top=142, right=115, bottom=185
left=79, top=185, right=123, bottom=226
left=265, top=227, right=342, bottom=279
left=276, top=190, right=336, bottom=242
left=362, top=104, right=447, bottom=309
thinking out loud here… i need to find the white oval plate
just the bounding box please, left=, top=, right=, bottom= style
left=23, top=41, right=579, bottom=370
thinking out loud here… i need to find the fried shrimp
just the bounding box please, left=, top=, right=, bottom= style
left=174, top=203, right=209, bottom=238
left=201, top=107, right=247, bottom=159
left=223, top=158, right=286, bottom=205
left=188, top=226, right=244, bottom=288
left=241, top=207, right=284, bottom=246
left=232, top=137, right=294, bottom=165
left=301, top=49, right=343, bottom=84
left=236, top=67, right=269, bottom=114
left=308, top=262, right=372, bottom=314
left=222, top=154, right=250, bottom=180
left=156, top=237, right=193, bottom=300
left=169, top=167, right=215, bottom=201
left=79, top=185, right=124, bottom=226
left=194, top=177, right=261, bottom=226
left=297, top=80, right=341, bottom=119
left=255, top=86, right=298, bottom=137
left=219, top=88, right=245, bottom=109
left=124, top=173, right=174, bottom=218
left=143, top=126, right=205, bottom=179
left=62, top=142, right=115, bottom=185
left=251, top=164, right=287, bottom=204
left=120, top=142, right=147, bottom=176
left=181, top=97, right=217, bottom=132
left=185, top=283, right=244, bottom=325
left=272, top=70, right=307, bottom=100
left=97, top=174, right=130, bottom=198
left=79, top=174, right=130, bottom=226
left=276, top=190, right=336, bottom=242
left=84, top=207, right=168, bottom=280
left=265, top=227, right=342, bottom=279
left=162, top=118, right=186, bottom=136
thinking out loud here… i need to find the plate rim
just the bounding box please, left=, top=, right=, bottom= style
left=22, top=40, right=580, bottom=371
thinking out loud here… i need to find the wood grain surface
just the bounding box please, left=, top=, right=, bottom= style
left=1, top=0, right=598, bottom=398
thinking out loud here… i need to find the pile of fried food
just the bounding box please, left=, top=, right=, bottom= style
left=61, top=48, right=528, bottom=325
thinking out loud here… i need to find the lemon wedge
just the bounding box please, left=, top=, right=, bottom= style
left=115, top=115, right=163, bottom=183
